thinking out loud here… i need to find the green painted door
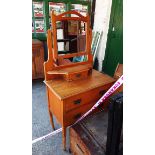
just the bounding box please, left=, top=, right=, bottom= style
left=102, top=0, right=123, bottom=76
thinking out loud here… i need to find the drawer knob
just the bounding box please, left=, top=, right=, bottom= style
left=74, top=99, right=81, bottom=105
left=76, top=74, right=81, bottom=78
left=74, top=113, right=81, bottom=119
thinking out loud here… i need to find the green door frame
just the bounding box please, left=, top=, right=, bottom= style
left=102, top=0, right=123, bottom=76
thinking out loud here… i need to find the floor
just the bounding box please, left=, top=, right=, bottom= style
left=32, top=80, right=70, bottom=155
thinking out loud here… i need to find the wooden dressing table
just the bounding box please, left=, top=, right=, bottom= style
left=44, top=11, right=115, bottom=150
left=45, top=70, right=115, bottom=150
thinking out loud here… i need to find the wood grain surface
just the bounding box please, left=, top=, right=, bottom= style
left=45, top=69, right=115, bottom=100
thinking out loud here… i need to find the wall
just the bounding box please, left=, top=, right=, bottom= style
left=93, top=0, right=112, bottom=71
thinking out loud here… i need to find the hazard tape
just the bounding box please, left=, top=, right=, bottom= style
left=32, top=128, right=62, bottom=144
left=74, top=75, right=123, bottom=124
left=32, top=75, right=123, bottom=144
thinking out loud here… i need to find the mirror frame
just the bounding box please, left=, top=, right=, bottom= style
left=51, top=10, right=92, bottom=66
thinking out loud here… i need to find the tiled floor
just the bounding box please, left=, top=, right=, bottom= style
left=32, top=80, right=70, bottom=155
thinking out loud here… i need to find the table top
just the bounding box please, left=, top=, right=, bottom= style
left=44, top=69, right=115, bottom=100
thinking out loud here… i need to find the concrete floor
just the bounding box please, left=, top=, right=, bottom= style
left=32, top=80, right=70, bottom=155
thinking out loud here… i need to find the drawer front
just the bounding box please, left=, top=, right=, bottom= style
left=65, top=83, right=112, bottom=113
left=64, top=102, right=95, bottom=127
left=65, top=70, right=89, bottom=82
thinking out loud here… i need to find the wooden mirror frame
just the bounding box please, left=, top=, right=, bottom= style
left=52, top=10, right=92, bottom=65
left=44, top=10, right=93, bottom=81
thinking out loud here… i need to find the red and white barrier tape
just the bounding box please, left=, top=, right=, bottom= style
left=32, top=128, right=62, bottom=144
left=32, top=75, right=123, bottom=144
left=74, top=75, right=123, bottom=124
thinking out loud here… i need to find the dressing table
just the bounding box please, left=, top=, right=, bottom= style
left=44, top=11, right=115, bottom=150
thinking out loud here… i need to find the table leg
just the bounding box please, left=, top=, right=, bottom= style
left=62, top=126, right=66, bottom=150
left=46, top=87, right=55, bottom=130
left=49, top=111, right=55, bottom=130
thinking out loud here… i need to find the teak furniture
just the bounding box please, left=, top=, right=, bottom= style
left=44, top=11, right=116, bottom=150
left=45, top=70, right=115, bottom=150
left=32, top=39, right=44, bottom=79
left=44, top=10, right=93, bottom=82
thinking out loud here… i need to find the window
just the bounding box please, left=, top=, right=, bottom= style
left=32, top=1, right=46, bottom=40
left=33, top=2, right=44, bottom=17
left=49, top=2, right=66, bottom=29
left=71, top=4, right=88, bottom=17
left=49, top=2, right=66, bottom=16
left=32, top=0, right=91, bottom=41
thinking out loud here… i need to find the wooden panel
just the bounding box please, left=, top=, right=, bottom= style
left=64, top=83, right=112, bottom=112
left=35, top=48, right=44, bottom=77
left=70, top=128, right=90, bottom=155
left=58, top=58, right=72, bottom=66
left=64, top=103, right=95, bottom=127
left=45, top=70, right=115, bottom=100
left=65, top=70, right=89, bottom=81
left=47, top=63, right=92, bottom=81
left=32, top=39, right=44, bottom=79
left=47, top=64, right=92, bottom=74
left=70, top=111, right=108, bottom=155
left=53, top=61, right=91, bottom=70
left=48, top=88, right=63, bottom=125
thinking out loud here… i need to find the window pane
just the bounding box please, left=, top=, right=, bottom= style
left=33, top=2, right=44, bottom=17
left=71, top=4, right=88, bottom=17
left=35, top=20, right=45, bottom=33
left=49, top=2, right=66, bottom=16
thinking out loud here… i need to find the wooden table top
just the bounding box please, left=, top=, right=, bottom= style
left=44, top=69, right=115, bottom=100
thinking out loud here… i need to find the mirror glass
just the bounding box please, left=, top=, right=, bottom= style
left=56, top=20, right=86, bottom=57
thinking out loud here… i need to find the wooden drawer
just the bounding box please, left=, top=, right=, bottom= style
left=64, top=102, right=95, bottom=126
left=64, top=83, right=112, bottom=113
left=64, top=69, right=90, bottom=82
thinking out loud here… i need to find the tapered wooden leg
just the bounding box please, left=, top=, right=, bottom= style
left=62, top=126, right=66, bottom=151
left=46, top=87, right=55, bottom=130
left=49, top=111, right=55, bottom=130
